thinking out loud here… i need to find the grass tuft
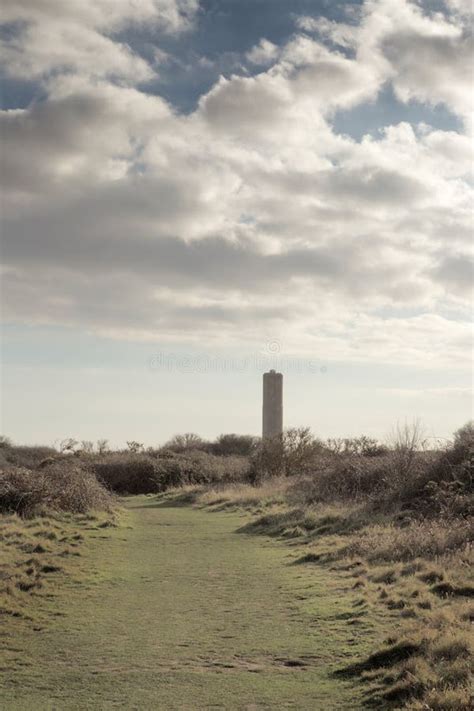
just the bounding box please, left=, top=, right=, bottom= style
left=431, top=582, right=474, bottom=598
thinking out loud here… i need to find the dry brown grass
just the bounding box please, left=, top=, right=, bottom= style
left=196, top=477, right=292, bottom=509
left=407, top=686, right=472, bottom=711
left=0, top=456, right=118, bottom=636
left=379, top=628, right=473, bottom=710
left=192, top=470, right=473, bottom=710
left=339, top=518, right=473, bottom=563
left=335, top=579, right=473, bottom=708
left=0, top=510, right=117, bottom=625
left=1, top=514, right=69, bottom=621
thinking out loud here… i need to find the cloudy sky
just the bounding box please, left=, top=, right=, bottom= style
left=1, top=0, right=472, bottom=446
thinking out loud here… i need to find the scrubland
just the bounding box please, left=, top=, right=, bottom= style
left=0, top=423, right=472, bottom=709
left=0, top=454, right=117, bottom=633
left=189, top=423, right=473, bottom=710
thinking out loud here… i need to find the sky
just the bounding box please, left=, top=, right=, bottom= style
left=1, top=0, right=472, bottom=447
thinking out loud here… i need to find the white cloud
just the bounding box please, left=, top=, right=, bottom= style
left=246, top=39, right=279, bottom=66
left=1, top=80, right=174, bottom=198
left=1, top=0, right=198, bottom=29
left=445, top=0, right=473, bottom=17
left=295, top=16, right=356, bottom=49
left=300, top=0, right=473, bottom=127
left=1, top=0, right=472, bottom=368
left=0, top=0, right=198, bottom=82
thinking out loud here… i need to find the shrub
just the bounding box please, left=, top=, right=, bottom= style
left=162, top=433, right=210, bottom=453
left=282, top=428, right=326, bottom=477
left=386, top=428, right=473, bottom=516
left=94, top=451, right=249, bottom=494
left=152, top=451, right=218, bottom=490
left=249, top=428, right=327, bottom=482
left=0, top=444, right=58, bottom=470
left=80, top=440, right=95, bottom=454
left=94, top=455, right=158, bottom=494
left=249, top=436, right=285, bottom=482
left=314, top=455, right=394, bottom=502
left=0, top=463, right=113, bottom=516
left=210, top=434, right=257, bottom=457
left=326, top=436, right=388, bottom=457
left=162, top=432, right=258, bottom=456
left=96, top=439, right=109, bottom=454
left=288, top=428, right=472, bottom=518
left=59, top=438, right=79, bottom=454
left=389, top=420, right=427, bottom=480
left=126, top=441, right=144, bottom=454
left=453, top=420, right=474, bottom=449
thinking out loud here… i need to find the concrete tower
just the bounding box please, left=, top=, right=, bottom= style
left=262, top=370, right=283, bottom=438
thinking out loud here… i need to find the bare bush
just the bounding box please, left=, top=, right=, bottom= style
left=249, top=427, right=326, bottom=482
left=94, top=451, right=249, bottom=494
left=453, top=420, right=474, bottom=449
left=96, top=439, right=109, bottom=454
left=211, top=434, right=257, bottom=457
left=326, top=436, right=387, bottom=457
left=282, top=419, right=473, bottom=513
left=80, top=440, right=94, bottom=454
left=163, top=433, right=208, bottom=453
left=126, top=441, right=144, bottom=454
left=94, top=455, right=157, bottom=494
left=59, top=438, right=79, bottom=454
left=249, top=436, right=285, bottom=482
left=389, top=420, right=427, bottom=482
left=283, top=428, right=326, bottom=477
left=294, top=455, right=393, bottom=504
left=0, top=444, right=57, bottom=470
left=0, top=463, right=114, bottom=516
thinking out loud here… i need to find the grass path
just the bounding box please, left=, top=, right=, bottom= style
left=1, top=496, right=381, bottom=710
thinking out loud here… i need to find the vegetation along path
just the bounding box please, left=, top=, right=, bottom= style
left=2, top=495, right=381, bottom=710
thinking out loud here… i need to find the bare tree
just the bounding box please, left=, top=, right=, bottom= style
left=164, top=433, right=206, bottom=452
left=389, top=419, right=426, bottom=480
left=325, top=436, right=386, bottom=456
left=283, top=427, right=320, bottom=477
left=453, top=420, right=474, bottom=448
left=96, top=439, right=109, bottom=455
left=250, top=427, right=323, bottom=481
left=59, top=438, right=79, bottom=454
left=126, top=441, right=144, bottom=454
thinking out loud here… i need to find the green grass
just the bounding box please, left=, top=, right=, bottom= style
left=0, top=495, right=385, bottom=710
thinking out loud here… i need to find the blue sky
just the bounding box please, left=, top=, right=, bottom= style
left=1, top=0, right=472, bottom=446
